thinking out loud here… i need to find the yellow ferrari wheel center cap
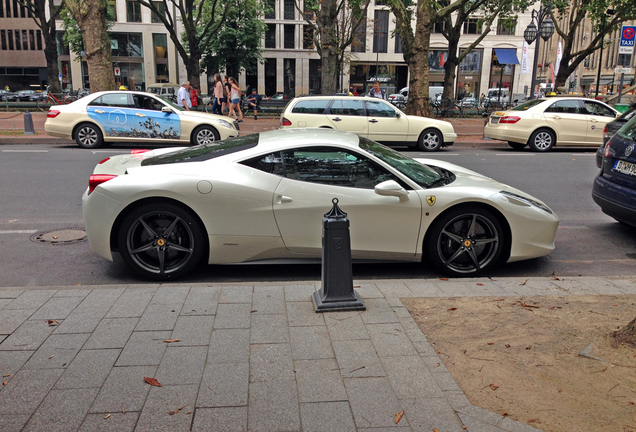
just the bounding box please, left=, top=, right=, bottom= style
left=463, top=240, right=472, bottom=247
left=157, top=239, right=166, bottom=247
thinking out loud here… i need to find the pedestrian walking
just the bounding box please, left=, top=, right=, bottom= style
left=227, top=77, right=243, bottom=122
left=177, top=81, right=192, bottom=110
left=367, top=80, right=386, bottom=100
left=211, top=74, right=224, bottom=115
left=223, top=76, right=231, bottom=114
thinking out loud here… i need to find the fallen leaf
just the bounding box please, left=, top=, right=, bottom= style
left=49, top=355, right=54, bottom=359
left=394, top=410, right=404, bottom=424
left=163, top=339, right=181, bottom=343
left=551, top=272, right=560, bottom=281
left=144, top=377, right=162, bottom=387
left=121, top=404, right=126, bottom=414
left=448, top=307, right=457, bottom=311
left=505, top=344, right=511, bottom=348
left=186, top=411, right=192, bottom=414
left=46, top=320, right=60, bottom=326
left=53, top=236, right=58, bottom=239
left=2, top=381, right=7, bottom=386
left=433, top=429, right=440, bottom=432
left=520, top=279, right=528, bottom=285
left=169, top=405, right=186, bottom=415
left=439, top=278, right=449, bottom=281
left=3, top=374, right=10, bottom=378
left=487, top=342, right=494, bottom=345
left=104, top=414, right=111, bottom=419
left=490, top=383, right=499, bottom=391
left=526, top=346, right=532, bottom=350
left=477, top=283, right=484, bottom=286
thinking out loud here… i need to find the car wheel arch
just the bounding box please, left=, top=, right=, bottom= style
left=527, top=127, right=557, bottom=150
left=422, top=202, right=512, bottom=266
left=417, top=128, right=444, bottom=151
left=190, top=124, right=220, bottom=145
left=72, top=121, right=105, bottom=142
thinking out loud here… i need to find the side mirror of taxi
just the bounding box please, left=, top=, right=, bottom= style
left=375, top=180, right=408, bottom=198
left=161, top=106, right=173, bottom=113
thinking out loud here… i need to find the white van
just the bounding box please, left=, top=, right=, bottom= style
left=147, top=83, right=180, bottom=99
left=392, top=86, right=445, bottom=102
left=486, top=87, right=510, bottom=105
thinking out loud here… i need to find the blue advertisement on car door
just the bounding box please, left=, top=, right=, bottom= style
left=87, top=107, right=180, bottom=140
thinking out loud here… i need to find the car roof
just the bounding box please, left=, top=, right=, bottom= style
left=255, top=128, right=361, bottom=150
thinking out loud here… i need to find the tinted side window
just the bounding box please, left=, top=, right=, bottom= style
left=88, top=94, right=132, bottom=108
left=329, top=99, right=365, bottom=116
left=291, top=100, right=329, bottom=114
left=133, top=94, right=163, bottom=111
left=281, top=147, right=397, bottom=189
left=544, top=100, right=580, bottom=114
left=241, top=152, right=285, bottom=176
left=583, top=101, right=615, bottom=117
left=366, top=100, right=398, bottom=117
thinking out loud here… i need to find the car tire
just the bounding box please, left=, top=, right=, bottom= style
left=425, top=206, right=504, bottom=277
left=75, top=123, right=104, bottom=149
left=192, top=125, right=220, bottom=146
left=508, top=141, right=526, bottom=150
left=117, top=202, right=206, bottom=281
left=528, top=128, right=555, bottom=152
left=418, top=129, right=443, bottom=152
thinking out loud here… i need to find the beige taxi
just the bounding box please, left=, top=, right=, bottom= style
left=484, top=97, right=618, bottom=151
left=280, top=95, right=457, bottom=151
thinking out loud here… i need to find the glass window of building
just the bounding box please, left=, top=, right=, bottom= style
left=0, top=31, right=6, bottom=50
left=7, top=30, right=14, bottom=50
left=303, top=25, right=314, bottom=49
left=153, top=33, right=169, bottom=82
left=284, top=0, right=294, bottom=19
left=265, top=24, right=276, bottom=49
left=433, top=21, right=446, bottom=34
left=108, top=0, right=117, bottom=17
left=284, top=24, right=295, bottom=49
left=21, top=30, right=28, bottom=50
left=151, top=1, right=165, bottom=23
left=36, top=30, right=42, bottom=50
left=14, top=30, right=20, bottom=50
left=11, top=0, right=17, bottom=17
left=265, top=0, right=275, bottom=19
left=373, top=10, right=388, bottom=53
left=394, top=31, right=402, bottom=53
left=0, top=0, right=3, bottom=17
left=497, top=18, right=516, bottom=35
left=127, top=0, right=142, bottom=23
left=463, top=18, right=481, bottom=34
left=284, top=59, right=295, bottom=96
left=111, top=33, right=143, bottom=57
left=265, top=58, right=276, bottom=96
left=352, top=18, right=366, bottom=53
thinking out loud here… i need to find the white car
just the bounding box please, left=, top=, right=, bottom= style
left=280, top=95, right=457, bottom=151
left=45, top=90, right=239, bottom=149
left=83, top=128, right=558, bottom=280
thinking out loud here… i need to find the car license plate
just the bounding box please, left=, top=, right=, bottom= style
left=490, top=117, right=499, bottom=124
left=614, top=160, right=636, bottom=176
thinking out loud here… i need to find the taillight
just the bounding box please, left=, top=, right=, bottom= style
left=604, top=141, right=611, bottom=158
left=281, top=117, right=292, bottom=127
left=131, top=149, right=151, bottom=155
left=88, top=174, right=117, bottom=194
left=499, top=116, right=521, bottom=124
left=603, top=126, right=609, bottom=141
left=98, top=157, right=110, bottom=164
left=47, top=110, right=61, bottom=118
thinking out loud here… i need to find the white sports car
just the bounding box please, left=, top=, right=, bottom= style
left=83, top=129, right=559, bottom=280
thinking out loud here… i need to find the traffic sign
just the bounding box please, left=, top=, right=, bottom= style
left=615, top=67, right=632, bottom=74
left=619, top=25, right=636, bottom=55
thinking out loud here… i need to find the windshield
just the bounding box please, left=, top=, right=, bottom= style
left=359, top=137, right=443, bottom=188
left=616, top=115, right=636, bottom=142
left=510, top=99, right=544, bottom=111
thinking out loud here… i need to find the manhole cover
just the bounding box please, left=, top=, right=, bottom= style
left=30, top=228, right=87, bottom=245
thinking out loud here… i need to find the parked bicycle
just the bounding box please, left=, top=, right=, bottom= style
left=36, top=86, right=78, bottom=111
left=462, top=97, right=489, bottom=117
left=433, top=97, right=462, bottom=118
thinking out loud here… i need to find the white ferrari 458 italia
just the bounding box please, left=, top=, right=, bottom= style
left=83, top=128, right=559, bottom=280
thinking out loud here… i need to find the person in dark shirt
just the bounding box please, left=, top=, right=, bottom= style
left=245, top=88, right=263, bottom=120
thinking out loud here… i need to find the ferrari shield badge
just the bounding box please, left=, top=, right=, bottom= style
left=426, top=196, right=436, bottom=206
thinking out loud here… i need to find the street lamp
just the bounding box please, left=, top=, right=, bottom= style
left=524, top=4, right=555, bottom=99
left=595, top=8, right=615, bottom=98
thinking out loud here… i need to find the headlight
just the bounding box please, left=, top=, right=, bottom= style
left=216, top=119, right=233, bottom=129
left=500, top=190, right=553, bottom=214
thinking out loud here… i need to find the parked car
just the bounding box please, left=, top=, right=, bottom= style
left=280, top=95, right=457, bottom=151
left=484, top=97, right=618, bottom=151
left=596, top=103, right=636, bottom=167
left=387, top=93, right=406, bottom=109
left=0, top=89, right=16, bottom=101
left=270, top=93, right=291, bottom=100
left=16, top=90, right=39, bottom=101
left=82, top=128, right=558, bottom=280
left=592, top=114, right=636, bottom=227
left=45, top=90, right=240, bottom=149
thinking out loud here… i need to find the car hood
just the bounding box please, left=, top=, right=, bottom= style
left=179, top=110, right=233, bottom=124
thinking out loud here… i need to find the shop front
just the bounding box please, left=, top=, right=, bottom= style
left=349, top=63, right=408, bottom=96
left=458, top=49, right=482, bottom=99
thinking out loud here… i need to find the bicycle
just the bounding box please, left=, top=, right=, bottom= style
left=37, top=86, right=77, bottom=111
left=462, top=97, right=488, bottom=117
left=434, top=97, right=462, bottom=118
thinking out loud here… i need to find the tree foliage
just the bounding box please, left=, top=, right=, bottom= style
left=61, top=5, right=116, bottom=58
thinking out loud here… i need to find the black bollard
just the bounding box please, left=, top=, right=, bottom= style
left=312, top=198, right=365, bottom=312
left=23, top=110, right=35, bottom=135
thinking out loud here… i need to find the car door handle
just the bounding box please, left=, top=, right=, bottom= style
left=277, top=195, right=293, bottom=204
left=94, top=109, right=105, bottom=114
left=552, top=115, right=561, bottom=119
left=135, top=113, right=146, bottom=117
left=369, top=119, right=378, bottom=123
left=331, top=117, right=342, bottom=122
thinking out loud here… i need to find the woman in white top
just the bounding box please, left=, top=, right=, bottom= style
left=227, top=77, right=244, bottom=122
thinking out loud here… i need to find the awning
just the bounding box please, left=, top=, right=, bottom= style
left=579, top=77, right=595, bottom=85
left=494, top=48, right=520, bottom=65
left=598, top=76, right=614, bottom=85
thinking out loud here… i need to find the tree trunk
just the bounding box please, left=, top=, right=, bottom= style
left=405, top=15, right=433, bottom=117
left=318, top=0, right=339, bottom=94
left=610, top=316, right=636, bottom=348
left=44, top=28, right=61, bottom=93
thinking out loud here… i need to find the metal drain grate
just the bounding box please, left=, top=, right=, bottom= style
left=30, top=228, right=87, bottom=245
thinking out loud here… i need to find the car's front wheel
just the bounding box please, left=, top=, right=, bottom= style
left=75, top=123, right=103, bottom=149
left=192, top=125, right=220, bottom=146
left=528, top=128, right=555, bottom=152
left=117, top=203, right=206, bottom=281
left=418, top=129, right=443, bottom=152
left=426, top=206, right=504, bottom=276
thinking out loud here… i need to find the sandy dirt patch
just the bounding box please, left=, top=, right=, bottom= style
left=402, top=294, right=636, bottom=432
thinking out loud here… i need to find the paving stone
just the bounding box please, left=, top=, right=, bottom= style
left=53, top=288, right=92, bottom=298
left=458, top=405, right=505, bottom=426
left=0, top=368, right=64, bottom=414
left=444, top=390, right=472, bottom=410
left=197, top=362, right=249, bottom=407
left=55, top=349, right=120, bottom=389
left=610, top=278, right=636, bottom=294
left=0, top=290, right=23, bottom=299
left=207, top=328, right=250, bottom=364
left=219, top=285, right=253, bottom=303
left=23, top=333, right=89, bottom=369
left=300, top=401, right=356, bottom=432
left=354, top=283, right=384, bottom=299
left=181, top=286, right=221, bottom=316
left=497, top=416, right=545, bottom=432
left=324, top=312, right=369, bottom=341
left=402, top=397, right=466, bottom=431
left=431, top=371, right=464, bottom=393
left=155, top=345, right=207, bottom=385
left=251, top=313, right=290, bottom=343
left=582, top=279, right=630, bottom=295
left=105, top=287, right=156, bottom=318
left=135, top=384, right=198, bottom=432
left=252, top=285, right=286, bottom=314
left=214, top=303, right=252, bottom=329
left=0, top=319, right=57, bottom=351
left=250, top=343, right=295, bottom=383
left=286, top=301, right=326, bottom=327
left=134, top=304, right=182, bottom=332
left=413, top=339, right=441, bottom=358
left=89, top=365, right=157, bottom=413
left=457, top=412, right=507, bottom=432
left=3, top=290, right=55, bottom=311
left=357, top=427, right=412, bottom=431
left=55, top=289, right=124, bottom=334
left=29, top=295, right=84, bottom=320
left=366, top=323, right=418, bottom=357
left=79, top=412, right=139, bottom=432
left=0, top=309, right=33, bottom=335
left=290, top=326, right=334, bottom=360
left=0, top=298, right=13, bottom=310
left=84, top=318, right=139, bottom=350
left=343, top=377, right=402, bottom=428
left=248, top=379, right=300, bottom=432
left=192, top=407, right=247, bottom=432
left=397, top=314, right=428, bottom=342
left=116, top=331, right=171, bottom=366
left=0, top=415, right=31, bottom=432
left=284, top=284, right=318, bottom=302
left=170, top=315, right=214, bottom=346
left=294, top=358, right=347, bottom=403
left=405, top=280, right=446, bottom=297
left=22, top=388, right=99, bottom=432
left=436, top=281, right=482, bottom=297
left=332, top=339, right=386, bottom=378
left=380, top=355, right=441, bottom=399
left=375, top=281, right=413, bottom=298
left=0, top=350, right=33, bottom=379
left=359, top=299, right=400, bottom=324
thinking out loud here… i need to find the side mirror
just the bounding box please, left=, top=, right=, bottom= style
left=161, top=106, right=173, bottom=113
left=375, top=180, right=408, bottom=198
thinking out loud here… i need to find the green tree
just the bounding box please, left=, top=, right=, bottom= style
left=61, top=5, right=116, bottom=58
left=138, top=0, right=231, bottom=90
left=65, top=0, right=116, bottom=91
left=300, top=0, right=372, bottom=93
left=550, top=0, right=636, bottom=90
left=18, top=0, right=65, bottom=94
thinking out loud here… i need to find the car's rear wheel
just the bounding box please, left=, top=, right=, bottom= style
left=75, top=123, right=103, bottom=149
left=426, top=206, right=504, bottom=276
left=528, top=128, right=555, bottom=152
left=418, top=129, right=443, bottom=152
left=117, top=203, right=206, bottom=281
left=192, top=125, right=219, bottom=146
left=508, top=141, right=526, bottom=150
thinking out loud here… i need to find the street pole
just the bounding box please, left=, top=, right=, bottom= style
left=530, top=27, right=542, bottom=99
left=595, top=13, right=606, bottom=98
